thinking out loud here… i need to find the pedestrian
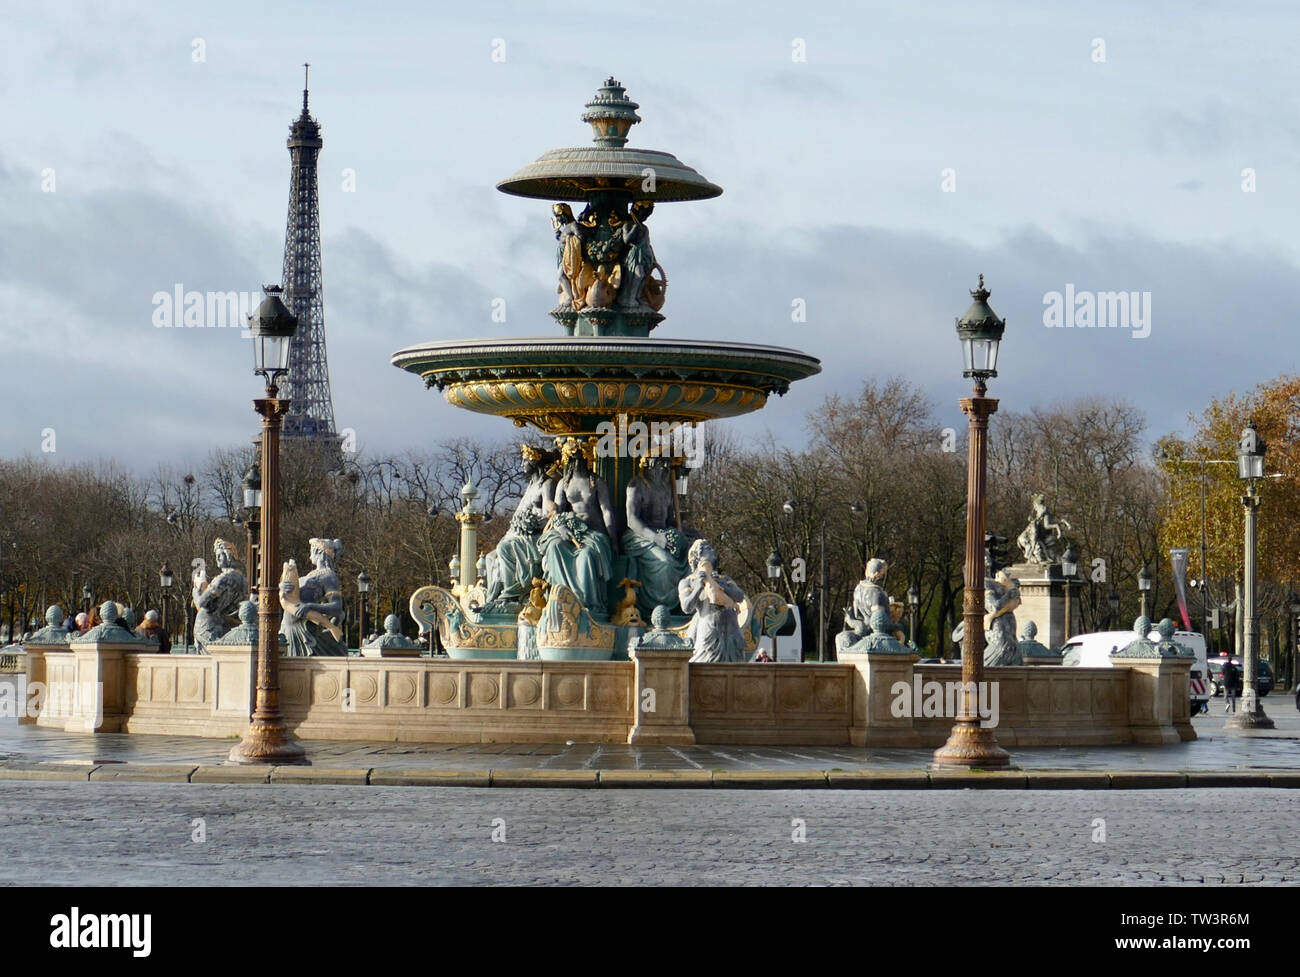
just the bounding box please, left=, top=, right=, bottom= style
left=1223, top=659, right=1241, bottom=713
left=135, top=609, right=171, bottom=655
left=74, top=611, right=89, bottom=634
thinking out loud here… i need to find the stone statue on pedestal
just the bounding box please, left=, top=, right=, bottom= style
left=279, top=537, right=347, bottom=657
left=677, top=538, right=747, bottom=663
left=192, top=538, right=248, bottom=653
left=539, top=438, right=616, bottom=615
left=1015, top=493, right=1072, bottom=565
left=983, top=569, right=1022, bottom=666
left=835, top=558, right=897, bottom=655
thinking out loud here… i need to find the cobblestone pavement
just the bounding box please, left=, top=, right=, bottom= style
left=0, top=782, right=1295, bottom=885
left=1, top=708, right=1297, bottom=774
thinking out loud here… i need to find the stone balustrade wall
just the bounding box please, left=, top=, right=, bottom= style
left=16, top=641, right=1194, bottom=746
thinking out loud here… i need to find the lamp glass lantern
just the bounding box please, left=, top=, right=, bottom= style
left=475, top=554, right=487, bottom=580
left=159, top=564, right=174, bottom=590
left=82, top=584, right=93, bottom=602
left=1062, top=545, right=1078, bottom=579
left=955, top=275, right=1006, bottom=381
left=248, top=285, right=298, bottom=381
left=1108, top=588, right=1120, bottom=617
left=357, top=571, right=371, bottom=594
left=449, top=555, right=461, bottom=580
left=907, top=582, right=920, bottom=607
left=766, top=551, right=782, bottom=581
left=241, top=463, right=263, bottom=510
left=1237, top=423, right=1266, bottom=481
left=1138, top=566, right=1152, bottom=592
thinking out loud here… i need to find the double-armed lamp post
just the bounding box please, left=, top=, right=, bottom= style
left=159, top=563, right=173, bottom=635
left=230, top=285, right=309, bottom=765
left=1137, top=565, right=1152, bottom=619
left=357, top=570, right=372, bottom=648
left=1226, top=423, right=1274, bottom=730
left=934, top=275, right=1011, bottom=769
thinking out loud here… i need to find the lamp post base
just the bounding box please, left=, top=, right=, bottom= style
left=228, top=720, right=310, bottom=765
left=932, top=719, right=1012, bottom=768
left=1224, top=708, right=1275, bottom=731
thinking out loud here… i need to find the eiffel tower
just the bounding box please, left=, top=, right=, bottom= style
left=280, top=64, right=338, bottom=443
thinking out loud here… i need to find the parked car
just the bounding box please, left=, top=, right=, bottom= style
left=1060, top=629, right=1209, bottom=713
left=1207, top=655, right=1274, bottom=697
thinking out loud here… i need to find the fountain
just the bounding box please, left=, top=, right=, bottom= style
left=394, top=78, right=820, bottom=661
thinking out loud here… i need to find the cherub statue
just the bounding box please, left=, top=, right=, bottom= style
left=1016, top=493, right=1071, bottom=565
left=192, top=538, right=248, bottom=653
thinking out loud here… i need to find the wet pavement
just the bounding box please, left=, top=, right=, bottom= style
left=0, top=705, right=1296, bottom=775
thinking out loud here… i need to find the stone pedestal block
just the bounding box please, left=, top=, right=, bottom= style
left=628, top=647, right=694, bottom=745
left=839, top=650, right=922, bottom=747
left=1112, top=653, right=1195, bottom=743
left=1008, top=563, right=1077, bottom=652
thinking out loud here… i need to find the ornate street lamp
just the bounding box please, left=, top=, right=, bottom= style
left=81, top=583, right=93, bottom=614
left=1137, top=565, right=1152, bottom=619
left=230, top=285, right=308, bottom=764
left=356, top=570, right=371, bottom=649
left=934, top=274, right=1011, bottom=768
left=449, top=555, right=461, bottom=588
left=1227, top=423, right=1273, bottom=729
left=907, top=582, right=920, bottom=648
left=475, top=553, right=487, bottom=583
left=766, top=550, right=782, bottom=583
left=1061, top=545, right=1078, bottom=642
left=159, top=563, right=173, bottom=635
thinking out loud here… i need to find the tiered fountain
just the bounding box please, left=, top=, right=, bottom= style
left=394, top=78, right=821, bottom=660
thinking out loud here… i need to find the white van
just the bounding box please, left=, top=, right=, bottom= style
left=1060, top=629, right=1210, bottom=713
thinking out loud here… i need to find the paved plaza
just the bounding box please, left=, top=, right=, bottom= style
left=0, top=781, right=1295, bottom=885
left=1, top=708, right=1297, bottom=784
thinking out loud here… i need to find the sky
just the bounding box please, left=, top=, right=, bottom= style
left=2, top=0, right=1298, bottom=468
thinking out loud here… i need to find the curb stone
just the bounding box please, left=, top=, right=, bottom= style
left=490, top=769, right=599, bottom=788
left=191, top=765, right=272, bottom=784
left=268, top=766, right=371, bottom=785
left=1107, top=772, right=1189, bottom=789
left=711, top=770, right=828, bottom=789
left=0, top=762, right=1288, bottom=789
left=597, top=770, right=714, bottom=788
left=1022, top=772, right=1112, bottom=789
left=89, top=763, right=197, bottom=783
left=370, top=770, right=492, bottom=787
left=824, top=771, right=929, bottom=789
